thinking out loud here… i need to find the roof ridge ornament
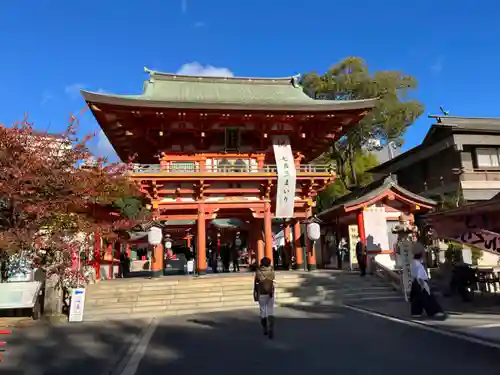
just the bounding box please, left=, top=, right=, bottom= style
left=291, top=74, right=301, bottom=88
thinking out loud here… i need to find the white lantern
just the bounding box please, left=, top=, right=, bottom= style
left=307, top=222, right=321, bottom=241
left=148, top=227, right=163, bottom=245
left=235, top=238, right=242, bottom=247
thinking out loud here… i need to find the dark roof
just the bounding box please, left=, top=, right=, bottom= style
left=317, top=176, right=436, bottom=219
left=425, top=195, right=500, bottom=218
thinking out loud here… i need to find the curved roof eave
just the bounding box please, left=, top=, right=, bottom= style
left=81, top=90, right=379, bottom=112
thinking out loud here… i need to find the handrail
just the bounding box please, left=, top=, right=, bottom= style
left=129, top=163, right=335, bottom=174
left=372, top=259, right=403, bottom=293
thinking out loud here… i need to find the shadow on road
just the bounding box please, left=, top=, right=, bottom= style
left=1, top=303, right=500, bottom=375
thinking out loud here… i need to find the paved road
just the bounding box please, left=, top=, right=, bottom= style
left=2, top=306, right=500, bottom=375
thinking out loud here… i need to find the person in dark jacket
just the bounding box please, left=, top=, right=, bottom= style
left=253, top=257, right=276, bottom=339
left=355, top=238, right=367, bottom=276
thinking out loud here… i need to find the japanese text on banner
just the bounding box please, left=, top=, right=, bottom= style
left=272, top=135, right=297, bottom=218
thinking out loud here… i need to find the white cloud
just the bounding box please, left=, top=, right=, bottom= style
left=181, top=0, right=187, bottom=13
left=430, top=58, right=444, bottom=74
left=95, top=130, right=116, bottom=157
left=65, top=83, right=86, bottom=99
left=176, top=62, right=234, bottom=77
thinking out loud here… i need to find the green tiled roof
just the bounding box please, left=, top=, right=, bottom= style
left=81, top=68, right=378, bottom=112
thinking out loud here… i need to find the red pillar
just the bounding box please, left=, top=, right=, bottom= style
left=196, top=205, right=207, bottom=274
left=264, top=202, right=273, bottom=263
left=93, top=232, right=101, bottom=281
left=293, top=220, right=304, bottom=270
left=356, top=209, right=367, bottom=268
left=151, top=243, right=164, bottom=277
left=305, top=207, right=317, bottom=270
left=106, top=242, right=113, bottom=280
left=255, top=220, right=264, bottom=264
left=356, top=210, right=366, bottom=245
left=284, top=223, right=291, bottom=269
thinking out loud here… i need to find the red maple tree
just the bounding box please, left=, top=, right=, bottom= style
left=0, top=114, right=148, bottom=284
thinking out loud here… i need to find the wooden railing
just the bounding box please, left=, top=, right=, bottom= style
left=130, top=163, right=335, bottom=174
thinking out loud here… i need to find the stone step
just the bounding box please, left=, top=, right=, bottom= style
left=85, top=282, right=393, bottom=302
left=83, top=296, right=303, bottom=319
left=82, top=272, right=400, bottom=322
left=83, top=288, right=399, bottom=318
left=82, top=291, right=401, bottom=322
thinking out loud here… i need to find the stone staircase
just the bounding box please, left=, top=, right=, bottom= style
left=83, top=270, right=401, bottom=321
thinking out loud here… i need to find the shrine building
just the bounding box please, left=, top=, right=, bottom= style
left=81, top=68, right=378, bottom=275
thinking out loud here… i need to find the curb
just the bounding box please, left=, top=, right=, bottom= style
left=343, top=303, right=500, bottom=350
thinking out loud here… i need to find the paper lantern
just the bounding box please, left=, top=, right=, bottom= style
left=307, top=222, right=321, bottom=241
left=148, top=227, right=163, bottom=245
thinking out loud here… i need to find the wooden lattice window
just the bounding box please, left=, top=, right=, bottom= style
left=170, top=161, right=196, bottom=172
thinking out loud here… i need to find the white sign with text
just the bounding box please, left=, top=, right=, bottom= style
left=272, top=135, right=297, bottom=218
left=69, top=288, right=86, bottom=323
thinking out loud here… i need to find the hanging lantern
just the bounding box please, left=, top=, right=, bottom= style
left=148, top=227, right=162, bottom=245
left=307, top=222, right=321, bottom=241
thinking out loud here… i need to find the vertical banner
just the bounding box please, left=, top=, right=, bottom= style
left=348, top=225, right=359, bottom=270
left=272, top=135, right=297, bottom=218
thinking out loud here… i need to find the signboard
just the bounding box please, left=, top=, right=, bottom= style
left=69, top=288, right=86, bottom=323
left=451, top=228, right=500, bottom=253
left=397, top=238, right=413, bottom=301
left=272, top=135, right=297, bottom=218
left=348, top=225, right=359, bottom=270
left=363, top=207, right=389, bottom=251
left=0, top=281, right=42, bottom=310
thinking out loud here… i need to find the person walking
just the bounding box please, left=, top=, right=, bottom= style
left=231, top=244, right=240, bottom=272
left=253, top=257, right=276, bottom=339
left=410, top=252, right=445, bottom=319
left=337, top=237, right=347, bottom=269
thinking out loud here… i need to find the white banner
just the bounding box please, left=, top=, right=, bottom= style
left=348, top=225, right=359, bottom=270
left=272, top=136, right=297, bottom=218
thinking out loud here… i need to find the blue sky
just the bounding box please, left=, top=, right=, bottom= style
left=1, top=0, right=499, bottom=161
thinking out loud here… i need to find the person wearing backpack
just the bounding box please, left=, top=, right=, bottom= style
left=253, top=257, right=276, bottom=339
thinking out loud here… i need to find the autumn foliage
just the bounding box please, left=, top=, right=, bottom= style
left=0, top=115, right=148, bottom=282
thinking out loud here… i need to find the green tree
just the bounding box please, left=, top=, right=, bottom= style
left=301, top=57, right=424, bottom=188
left=315, top=150, right=379, bottom=212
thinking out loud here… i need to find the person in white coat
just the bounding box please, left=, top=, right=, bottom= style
left=410, top=252, right=445, bottom=319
